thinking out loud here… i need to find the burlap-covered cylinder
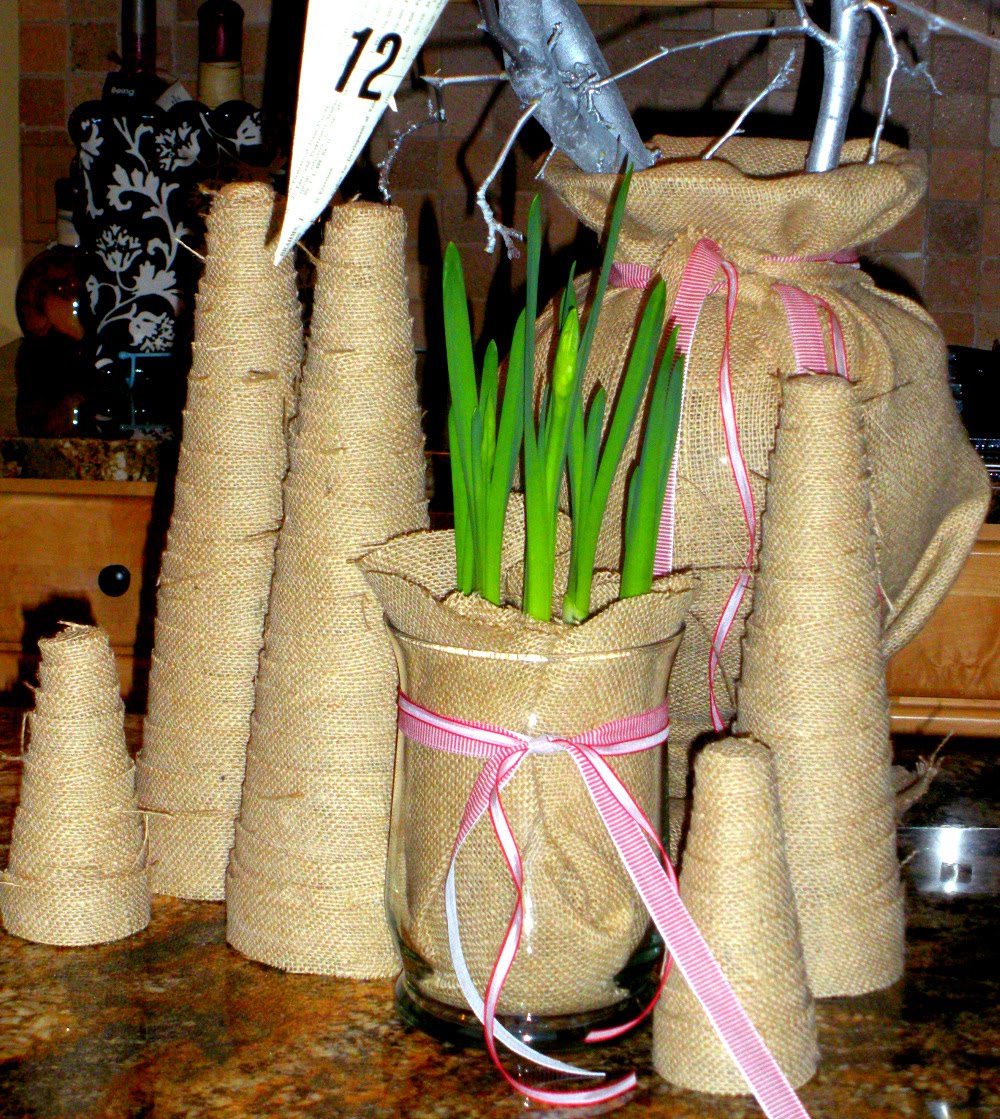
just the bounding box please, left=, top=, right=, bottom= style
left=737, top=374, right=904, bottom=997
left=653, top=736, right=817, bottom=1093
left=536, top=137, right=989, bottom=796
left=1, top=625, right=150, bottom=946
left=135, top=182, right=302, bottom=901
left=359, top=527, right=693, bottom=1025
left=225, top=201, right=429, bottom=976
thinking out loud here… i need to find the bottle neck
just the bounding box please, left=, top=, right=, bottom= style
left=197, top=0, right=243, bottom=107
left=55, top=209, right=80, bottom=248
left=121, top=0, right=157, bottom=74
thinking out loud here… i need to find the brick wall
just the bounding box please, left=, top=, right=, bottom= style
left=17, top=1, right=1000, bottom=349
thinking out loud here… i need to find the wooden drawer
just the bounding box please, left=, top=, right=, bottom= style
left=887, top=523, right=1000, bottom=736
left=0, top=478, right=166, bottom=705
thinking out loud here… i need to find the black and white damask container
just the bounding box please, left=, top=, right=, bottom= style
left=69, top=98, right=274, bottom=436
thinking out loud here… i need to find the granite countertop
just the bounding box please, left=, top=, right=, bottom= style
left=0, top=714, right=997, bottom=1119
left=0, top=341, right=169, bottom=483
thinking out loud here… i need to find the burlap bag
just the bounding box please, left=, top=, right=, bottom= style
left=537, top=137, right=989, bottom=795
left=359, top=525, right=693, bottom=1019
left=653, top=736, right=817, bottom=1093
left=136, top=182, right=302, bottom=901
left=735, top=374, right=903, bottom=997
left=1, top=625, right=149, bottom=946
left=225, top=201, right=430, bottom=977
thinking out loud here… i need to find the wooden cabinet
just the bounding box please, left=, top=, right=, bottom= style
left=887, top=523, right=1000, bottom=736
left=0, top=478, right=166, bottom=705
left=1, top=474, right=998, bottom=733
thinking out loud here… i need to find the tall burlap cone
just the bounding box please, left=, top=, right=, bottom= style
left=736, top=374, right=904, bottom=997
left=1, top=625, right=150, bottom=946
left=225, top=200, right=429, bottom=976
left=653, top=737, right=817, bottom=1094
left=135, top=182, right=302, bottom=902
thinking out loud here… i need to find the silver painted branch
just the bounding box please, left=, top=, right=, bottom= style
left=891, top=0, right=1000, bottom=53
left=477, top=99, right=539, bottom=256
left=864, top=1, right=899, bottom=166
left=378, top=100, right=447, bottom=204
left=702, top=49, right=798, bottom=161
left=806, top=0, right=865, bottom=173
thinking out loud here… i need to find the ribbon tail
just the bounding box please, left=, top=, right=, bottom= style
left=443, top=839, right=606, bottom=1080
left=573, top=749, right=812, bottom=1119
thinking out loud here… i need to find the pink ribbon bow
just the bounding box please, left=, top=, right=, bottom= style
left=397, top=692, right=813, bottom=1117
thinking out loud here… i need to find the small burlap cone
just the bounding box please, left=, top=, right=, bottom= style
left=360, top=525, right=694, bottom=1019
left=653, top=737, right=817, bottom=1094
left=135, top=182, right=302, bottom=901
left=225, top=201, right=429, bottom=976
left=1, top=625, right=149, bottom=946
left=737, top=374, right=904, bottom=997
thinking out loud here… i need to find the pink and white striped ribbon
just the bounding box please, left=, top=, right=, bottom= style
left=610, top=243, right=852, bottom=732
left=397, top=691, right=813, bottom=1118
left=612, top=243, right=753, bottom=733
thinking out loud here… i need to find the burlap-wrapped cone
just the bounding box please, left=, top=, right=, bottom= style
left=136, top=182, right=302, bottom=901
left=225, top=201, right=429, bottom=976
left=736, top=374, right=904, bottom=997
left=1, top=625, right=149, bottom=946
left=537, top=137, right=989, bottom=796
left=360, top=526, right=694, bottom=1019
left=653, top=737, right=817, bottom=1094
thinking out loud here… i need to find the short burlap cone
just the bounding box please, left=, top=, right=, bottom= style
left=360, top=524, right=694, bottom=1018
left=1, top=625, right=149, bottom=946
left=225, top=201, right=429, bottom=976
left=135, top=182, right=302, bottom=901
left=537, top=137, right=989, bottom=796
left=737, top=374, right=904, bottom=997
left=653, top=737, right=817, bottom=1094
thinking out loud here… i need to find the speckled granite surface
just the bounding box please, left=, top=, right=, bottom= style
left=0, top=715, right=996, bottom=1119
left=0, top=436, right=168, bottom=483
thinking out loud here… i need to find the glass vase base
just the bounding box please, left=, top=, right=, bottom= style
left=394, top=971, right=658, bottom=1051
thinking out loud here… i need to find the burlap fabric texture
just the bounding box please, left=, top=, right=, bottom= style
left=653, top=736, right=817, bottom=1094
left=736, top=373, right=904, bottom=997
left=135, top=182, right=302, bottom=901
left=1, top=624, right=150, bottom=946
left=360, top=526, right=694, bottom=1018
left=538, top=137, right=989, bottom=797
left=225, top=201, right=430, bottom=977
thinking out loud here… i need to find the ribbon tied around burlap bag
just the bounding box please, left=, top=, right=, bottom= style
left=610, top=237, right=850, bottom=736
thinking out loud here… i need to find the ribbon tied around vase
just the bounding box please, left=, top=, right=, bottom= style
left=397, top=692, right=813, bottom=1118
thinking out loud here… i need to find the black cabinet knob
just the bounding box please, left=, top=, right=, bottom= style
left=98, top=564, right=131, bottom=597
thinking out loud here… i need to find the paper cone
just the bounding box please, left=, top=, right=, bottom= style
left=226, top=200, right=429, bottom=977
left=1, top=625, right=149, bottom=946
left=736, top=373, right=904, bottom=997
left=135, top=182, right=303, bottom=901
left=653, top=736, right=818, bottom=1094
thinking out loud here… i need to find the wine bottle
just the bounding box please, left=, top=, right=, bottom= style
left=14, top=179, right=89, bottom=436
left=198, top=0, right=244, bottom=109
left=103, top=0, right=163, bottom=103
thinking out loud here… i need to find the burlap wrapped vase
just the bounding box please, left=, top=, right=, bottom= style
left=360, top=526, right=694, bottom=1029
left=653, top=736, right=817, bottom=1094
left=737, top=373, right=904, bottom=998
left=135, top=182, right=302, bottom=901
left=1, top=624, right=150, bottom=946
left=536, top=137, right=990, bottom=797
left=225, top=201, right=429, bottom=976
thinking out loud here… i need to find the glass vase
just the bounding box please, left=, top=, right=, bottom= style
left=385, top=623, right=681, bottom=1048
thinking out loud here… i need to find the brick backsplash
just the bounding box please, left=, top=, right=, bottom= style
left=17, top=1, right=1000, bottom=349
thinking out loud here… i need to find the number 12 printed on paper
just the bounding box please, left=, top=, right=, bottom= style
left=276, top=0, right=448, bottom=261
